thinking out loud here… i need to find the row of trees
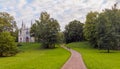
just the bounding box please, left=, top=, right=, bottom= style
left=84, top=4, right=120, bottom=52
left=64, top=4, right=120, bottom=53
left=0, top=12, right=18, bottom=57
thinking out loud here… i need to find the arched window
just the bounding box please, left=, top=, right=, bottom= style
left=26, top=31, right=29, bottom=34
left=20, top=38, right=22, bottom=40
left=26, top=37, right=29, bottom=42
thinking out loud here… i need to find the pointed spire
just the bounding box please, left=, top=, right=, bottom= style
left=21, top=20, right=26, bottom=29
left=22, top=20, right=24, bottom=27
left=31, top=20, right=33, bottom=26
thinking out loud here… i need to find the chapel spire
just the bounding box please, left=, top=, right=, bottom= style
left=31, top=20, right=33, bottom=26
left=22, top=20, right=24, bottom=27
left=21, top=20, right=25, bottom=29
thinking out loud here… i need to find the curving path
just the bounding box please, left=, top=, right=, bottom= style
left=61, top=46, right=87, bottom=69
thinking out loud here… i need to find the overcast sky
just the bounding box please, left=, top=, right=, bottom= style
left=0, top=0, right=120, bottom=31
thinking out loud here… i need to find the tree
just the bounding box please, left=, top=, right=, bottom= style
left=96, top=4, right=120, bottom=52
left=0, top=12, right=18, bottom=57
left=0, top=12, right=17, bottom=32
left=64, top=20, right=84, bottom=43
left=0, top=32, right=18, bottom=57
left=0, top=12, right=18, bottom=41
left=83, top=12, right=98, bottom=48
left=83, top=4, right=120, bottom=52
left=30, top=23, right=38, bottom=42
left=11, top=29, right=19, bottom=42
left=34, top=12, right=60, bottom=48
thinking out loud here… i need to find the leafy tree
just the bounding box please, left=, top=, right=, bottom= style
left=0, top=12, right=17, bottom=32
left=0, top=12, right=18, bottom=41
left=83, top=4, right=120, bottom=52
left=83, top=12, right=98, bottom=48
left=34, top=12, right=60, bottom=48
left=30, top=23, right=38, bottom=42
left=64, top=20, right=84, bottom=43
left=11, top=29, right=19, bottom=42
left=0, top=32, right=18, bottom=57
left=30, top=23, right=36, bottom=37
left=96, top=4, right=120, bottom=52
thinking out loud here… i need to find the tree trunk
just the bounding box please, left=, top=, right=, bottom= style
left=0, top=52, right=3, bottom=57
left=107, top=48, right=110, bottom=53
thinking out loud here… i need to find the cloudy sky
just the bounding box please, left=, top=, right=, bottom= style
left=0, top=0, right=120, bottom=31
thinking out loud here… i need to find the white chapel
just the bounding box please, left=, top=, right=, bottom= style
left=18, top=22, right=35, bottom=42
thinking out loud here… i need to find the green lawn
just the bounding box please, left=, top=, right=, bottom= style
left=67, top=42, right=120, bottom=69
left=0, top=43, right=70, bottom=69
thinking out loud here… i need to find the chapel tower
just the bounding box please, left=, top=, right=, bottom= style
left=18, top=21, right=33, bottom=42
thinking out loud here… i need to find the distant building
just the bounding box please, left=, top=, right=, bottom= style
left=18, top=22, right=35, bottom=42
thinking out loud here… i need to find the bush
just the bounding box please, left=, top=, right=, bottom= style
left=0, top=32, right=18, bottom=57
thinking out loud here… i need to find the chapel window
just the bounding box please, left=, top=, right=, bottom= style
left=26, top=31, right=29, bottom=34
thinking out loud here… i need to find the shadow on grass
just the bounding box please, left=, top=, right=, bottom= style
left=37, top=46, right=59, bottom=50
left=99, top=51, right=116, bottom=53
left=99, top=50, right=120, bottom=53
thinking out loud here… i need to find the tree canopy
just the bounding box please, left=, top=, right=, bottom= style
left=0, top=12, right=17, bottom=32
left=96, top=5, right=120, bottom=52
left=84, top=4, right=120, bottom=52
left=31, top=12, right=60, bottom=48
left=64, top=20, right=84, bottom=43
left=0, top=32, right=18, bottom=57
left=0, top=12, right=18, bottom=57
left=83, top=12, right=98, bottom=47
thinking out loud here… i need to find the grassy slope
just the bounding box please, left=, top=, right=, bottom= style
left=67, top=42, right=120, bottom=69
left=0, top=43, right=70, bottom=69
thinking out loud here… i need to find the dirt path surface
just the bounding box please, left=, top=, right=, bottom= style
left=61, top=46, right=87, bottom=69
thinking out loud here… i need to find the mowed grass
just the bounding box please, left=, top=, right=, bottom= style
left=67, top=42, right=120, bottom=69
left=0, top=43, right=70, bottom=69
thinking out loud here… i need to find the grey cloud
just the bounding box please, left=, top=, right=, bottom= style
left=0, top=0, right=119, bottom=31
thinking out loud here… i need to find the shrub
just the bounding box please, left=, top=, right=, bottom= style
left=0, top=32, right=18, bottom=57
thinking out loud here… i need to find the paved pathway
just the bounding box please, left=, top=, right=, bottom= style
left=61, top=46, right=87, bottom=69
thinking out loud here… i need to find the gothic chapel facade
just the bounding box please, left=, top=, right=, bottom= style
left=18, top=22, right=35, bottom=42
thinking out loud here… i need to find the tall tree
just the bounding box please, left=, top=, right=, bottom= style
left=30, top=23, right=38, bottom=41
left=0, top=12, right=18, bottom=56
left=0, top=12, right=18, bottom=41
left=64, top=20, right=84, bottom=43
left=34, top=12, right=60, bottom=48
left=96, top=4, right=120, bottom=52
left=0, top=12, right=17, bottom=32
left=83, top=12, right=98, bottom=48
